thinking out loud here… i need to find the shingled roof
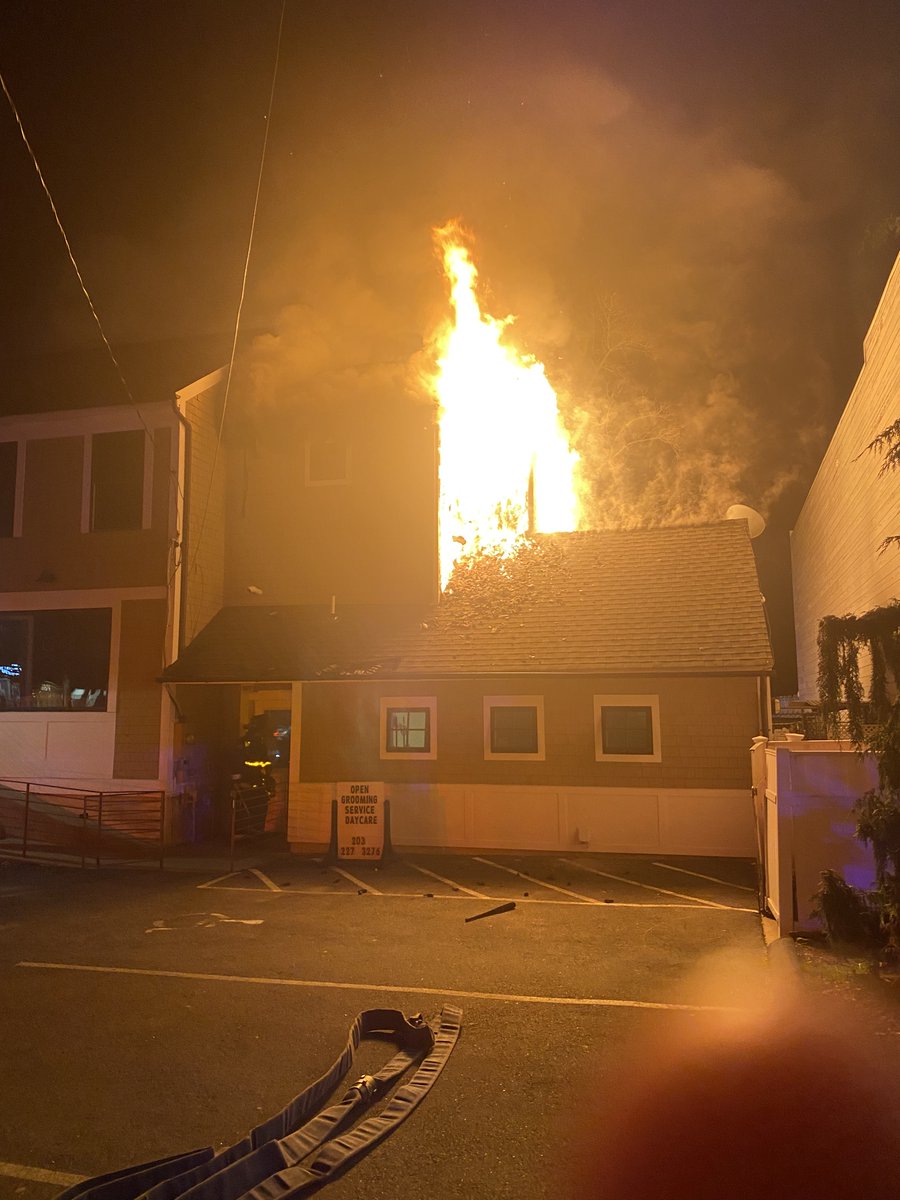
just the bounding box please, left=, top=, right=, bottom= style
left=163, top=521, right=772, bottom=683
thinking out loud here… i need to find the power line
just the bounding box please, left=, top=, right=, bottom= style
left=0, top=67, right=153, bottom=442
left=189, top=0, right=287, bottom=582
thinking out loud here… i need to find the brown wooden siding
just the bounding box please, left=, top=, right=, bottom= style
left=183, top=386, right=226, bottom=644
left=0, top=429, right=171, bottom=593
left=113, top=598, right=167, bottom=779
left=299, top=673, right=761, bottom=790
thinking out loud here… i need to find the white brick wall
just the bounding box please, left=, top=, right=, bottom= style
left=792, top=252, right=900, bottom=699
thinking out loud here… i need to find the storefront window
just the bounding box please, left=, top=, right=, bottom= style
left=0, top=609, right=112, bottom=711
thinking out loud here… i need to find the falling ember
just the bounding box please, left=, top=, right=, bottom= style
left=429, top=223, right=580, bottom=589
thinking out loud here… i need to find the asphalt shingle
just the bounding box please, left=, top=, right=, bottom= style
left=163, top=521, right=773, bottom=683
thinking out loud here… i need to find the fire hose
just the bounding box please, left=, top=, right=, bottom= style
left=57, top=1005, right=463, bottom=1200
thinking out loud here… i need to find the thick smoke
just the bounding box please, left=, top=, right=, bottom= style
left=239, top=48, right=886, bottom=528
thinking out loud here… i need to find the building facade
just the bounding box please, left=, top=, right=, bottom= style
left=167, top=523, right=773, bottom=857
left=0, top=365, right=226, bottom=815
left=791, top=251, right=900, bottom=700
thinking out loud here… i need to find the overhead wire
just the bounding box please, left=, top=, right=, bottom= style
left=1, top=0, right=286, bottom=679
left=0, top=67, right=154, bottom=445
left=0, top=58, right=188, bottom=683
left=189, top=0, right=287, bottom=584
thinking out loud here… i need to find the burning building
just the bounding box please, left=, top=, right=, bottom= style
left=0, top=231, right=772, bottom=857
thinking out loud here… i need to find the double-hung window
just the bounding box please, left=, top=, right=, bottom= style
left=594, top=695, right=661, bottom=762
left=483, top=695, right=545, bottom=760
left=379, top=696, right=437, bottom=760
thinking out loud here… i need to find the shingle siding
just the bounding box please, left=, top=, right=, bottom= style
left=183, top=383, right=226, bottom=644
left=300, top=674, right=760, bottom=790
left=0, top=423, right=172, bottom=592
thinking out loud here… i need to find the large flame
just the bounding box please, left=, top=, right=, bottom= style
left=430, top=223, right=580, bottom=588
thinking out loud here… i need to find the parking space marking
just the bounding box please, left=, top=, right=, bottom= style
left=331, top=865, right=382, bottom=894
left=189, top=881, right=745, bottom=908
left=0, top=1161, right=86, bottom=1187
left=404, top=859, right=488, bottom=898
left=473, top=856, right=602, bottom=904
left=17, top=961, right=741, bottom=1013
left=652, top=861, right=756, bottom=892
left=197, top=871, right=245, bottom=890
left=249, top=868, right=282, bottom=893
left=559, top=857, right=733, bottom=909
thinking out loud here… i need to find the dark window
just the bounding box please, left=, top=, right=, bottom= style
left=0, top=609, right=111, bottom=711
left=0, top=442, right=17, bottom=537
left=386, top=707, right=430, bottom=752
left=601, top=705, right=654, bottom=755
left=306, top=440, right=349, bottom=485
left=490, top=705, right=538, bottom=754
left=91, top=430, right=144, bottom=531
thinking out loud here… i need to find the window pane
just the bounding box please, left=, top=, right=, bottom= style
left=387, top=707, right=430, bottom=752
left=0, top=609, right=111, bottom=711
left=0, top=615, right=28, bottom=709
left=92, top=430, right=144, bottom=531
left=601, top=705, right=653, bottom=755
left=0, top=442, right=16, bottom=537
left=490, top=705, right=538, bottom=754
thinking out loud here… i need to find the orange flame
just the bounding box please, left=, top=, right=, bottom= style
left=430, top=223, right=580, bottom=588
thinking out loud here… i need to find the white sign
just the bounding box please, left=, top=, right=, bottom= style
left=336, top=781, right=385, bottom=860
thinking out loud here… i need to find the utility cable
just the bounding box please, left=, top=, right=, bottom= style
left=0, top=67, right=152, bottom=442
left=189, top=0, right=287, bottom=582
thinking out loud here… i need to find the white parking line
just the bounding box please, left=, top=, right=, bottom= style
left=17, top=961, right=741, bottom=1013
left=559, top=857, right=732, bottom=909
left=248, top=868, right=282, bottom=893
left=473, top=856, right=601, bottom=903
left=652, top=861, right=756, bottom=892
left=0, top=1160, right=85, bottom=1186
left=404, top=859, right=488, bottom=898
left=331, top=865, right=382, bottom=894
left=190, top=885, right=724, bottom=907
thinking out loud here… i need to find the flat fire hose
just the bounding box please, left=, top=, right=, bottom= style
left=57, top=1006, right=463, bottom=1200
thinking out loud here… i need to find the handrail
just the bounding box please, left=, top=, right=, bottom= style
left=0, top=778, right=166, bottom=868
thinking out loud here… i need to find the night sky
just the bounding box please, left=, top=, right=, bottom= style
left=1, top=0, right=899, bottom=539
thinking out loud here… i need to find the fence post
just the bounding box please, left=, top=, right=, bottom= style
left=22, top=783, right=30, bottom=858
left=96, top=792, right=104, bottom=868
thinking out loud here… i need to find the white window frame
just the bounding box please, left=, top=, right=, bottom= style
left=379, top=695, right=437, bottom=760
left=304, top=439, right=351, bottom=487
left=593, top=694, right=661, bottom=763
left=483, top=695, right=545, bottom=761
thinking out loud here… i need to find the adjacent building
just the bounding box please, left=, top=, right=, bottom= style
left=791, top=251, right=900, bottom=700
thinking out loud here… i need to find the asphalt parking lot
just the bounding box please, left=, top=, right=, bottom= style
left=0, top=851, right=766, bottom=1200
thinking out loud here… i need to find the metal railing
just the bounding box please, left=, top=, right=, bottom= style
left=0, top=778, right=166, bottom=868
left=229, top=780, right=273, bottom=872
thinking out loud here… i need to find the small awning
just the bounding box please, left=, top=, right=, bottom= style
left=161, top=604, right=422, bottom=684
